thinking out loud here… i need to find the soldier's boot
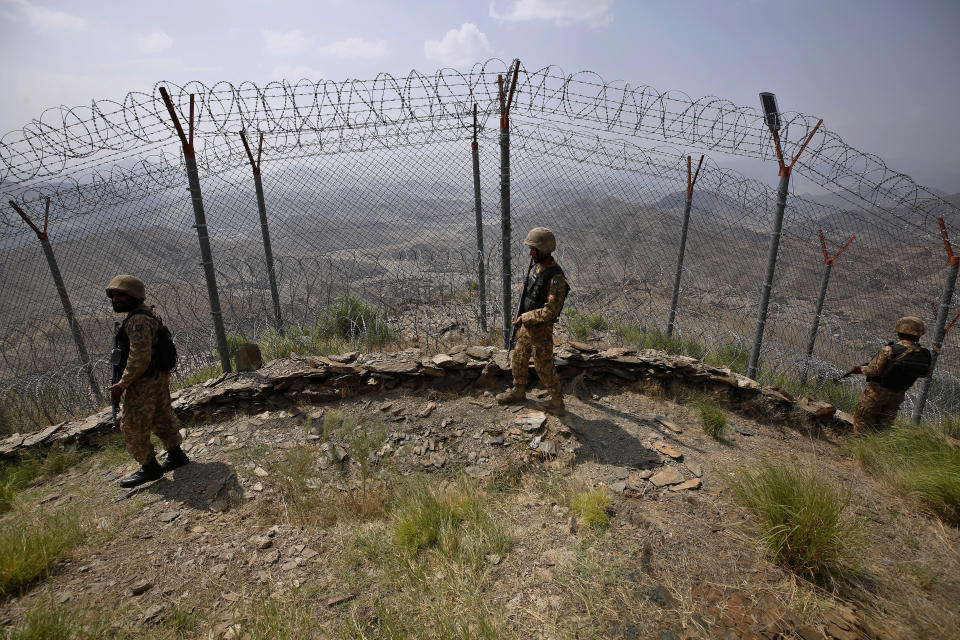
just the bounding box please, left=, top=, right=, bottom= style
left=119, top=457, right=164, bottom=488
left=537, top=388, right=566, bottom=415
left=161, top=446, right=190, bottom=473
left=496, top=384, right=527, bottom=405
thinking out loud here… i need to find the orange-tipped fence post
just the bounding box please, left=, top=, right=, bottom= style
left=747, top=98, right=822, bottom=379
left=666, top=154, right=703, bottom=336
left=912, top=218, right=960, bottom=423
left=500, top=59, right=520, bottom=349
left=240, top=129, right=284, bottom=336
left=470, top=104, right=488, bottom=333
left=159, top=87, right=232, bottom=373
left=8, top=198, right=104, bottom=404
left=800, top=230, right=855, bottom=383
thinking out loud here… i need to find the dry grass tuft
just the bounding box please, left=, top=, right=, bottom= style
left=728, top=462, right=863, bottom=584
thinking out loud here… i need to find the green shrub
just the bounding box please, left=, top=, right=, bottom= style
left=696, top=400, right=729, bottom=440
left=233, top=596, right=314, bottom=640
left=1, top=601, right=92, bottom=640
left=849, top=427, right=960, bottom=526
left=392, top=479, right=512, bottom=566
left=319, top=295, right=394, bottom=347
left=0, top=508, right=84, bottom=596
left=175, top=364, right=223, bottom=390
left=614, top=325, right=707, bottom=360
left=570, top=488, right=611, bottom=529
left=256, top=296, right=395, bottom=361
left=0, top=447, right=87, bottom=514
left=343, top=416, right=389, bottom=497
left=728, top=462, right=862, bottom=582
left=703, top=343, right=750, bottom=375
left=566, top=308, right=609, bottom=341
left=225, top=333, right=249, bottom=357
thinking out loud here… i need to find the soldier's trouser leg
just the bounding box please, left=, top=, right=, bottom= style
left=853, top=382, right=904, bottom=433
left=529, top=324, right=561, bottom=396
left=510, top=325, right=534, bottom=387
left=121, top=374, right=181, bottom=464
left=875, top=387, right=905, bottom=430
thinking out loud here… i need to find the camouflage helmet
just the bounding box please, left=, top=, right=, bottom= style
left=523, top=227, right=556, bottom=254
left=895, top=316, right=925, bottom=338
left=106, top=275, right=146, bottom=302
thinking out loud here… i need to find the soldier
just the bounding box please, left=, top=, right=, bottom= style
left=497, top=227, right=570, bottom=414
left=850, top=316, right=932, bottom=434
left=107, top=275, right=189, bottom=488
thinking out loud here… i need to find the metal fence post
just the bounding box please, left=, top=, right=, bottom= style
left=8, top=198, right=104, bottom=404
left=471, top=104, right=487, bottom=333
left=666, top=155, right=703, bottom=336
left=912, top=218, right=960, bottom=422
left=800, top=230, right=855, bottom=384
left=499, top=60, right=520, bottom=349
left=748, top=117, right=823, bottom=380
left=240, top=130, right=284, bottom=335
left=159, top=88, right=232, bottom=373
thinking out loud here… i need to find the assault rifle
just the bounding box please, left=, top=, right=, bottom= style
left=834, top=362, right=869, bottom=382
left=110, top=321, right=122, bottom=429
left=509, top=257, right=536, bottom=349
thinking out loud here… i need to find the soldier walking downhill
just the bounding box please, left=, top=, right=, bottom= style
left=850, top=316, right=932, bottom=434
left=497, top=227, right=570, bottom=414
left=107, top=275, right=189, bottom=488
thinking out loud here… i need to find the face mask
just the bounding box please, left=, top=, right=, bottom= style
left=111, top=298, right=139, bottom=313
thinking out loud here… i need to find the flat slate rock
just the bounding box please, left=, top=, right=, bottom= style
left=654, top=416, right=683, bottom=434
left=670, top=478, right=702, bottom=491
left=653, top=441, right=683, bottom=460
left=649, top=468, right=684, bottom=487
left=364, top=359, right=419, bottom=374
left=516, top=410, right=548, bottom=432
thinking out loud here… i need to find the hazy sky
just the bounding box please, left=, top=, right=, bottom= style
left=1, top=0, right=958, bottom=192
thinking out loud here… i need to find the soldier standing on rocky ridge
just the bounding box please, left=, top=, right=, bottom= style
left=850, top=316, right=932, bottom=434
left=497, top=227, right=571, bottom=414
left=107, top=275, right=189, bottom=488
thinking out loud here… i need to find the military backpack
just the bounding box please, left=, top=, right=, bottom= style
left=111, top=309, right=178, bottom=383
left=868, top=342, right=931, bottom=391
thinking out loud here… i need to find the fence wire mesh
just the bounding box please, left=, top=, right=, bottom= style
left=2, top=59, right=959, bottom=434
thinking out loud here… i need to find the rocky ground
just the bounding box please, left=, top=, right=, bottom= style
left=1, top=347, right=958, bottom=639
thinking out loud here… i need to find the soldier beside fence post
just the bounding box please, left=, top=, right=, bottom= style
left=107, top=275, right=190, bottom=488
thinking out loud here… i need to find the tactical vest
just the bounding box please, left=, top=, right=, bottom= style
left=111, top=309, right=177, bottom=384
left=520, top=263, right=570, bottom=321
left=867, top=342, right=931, bottom=391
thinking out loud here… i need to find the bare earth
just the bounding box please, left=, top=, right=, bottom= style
left=2, top=377, right=958, bottom=639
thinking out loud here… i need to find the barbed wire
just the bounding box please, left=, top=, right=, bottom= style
left=2, top=61, right=960, bottom=435
left=2, top=60, right=956, bottom=224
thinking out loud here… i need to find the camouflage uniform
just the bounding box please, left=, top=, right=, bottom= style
left=510, top=257, right=567, bottom=397
left=117, top=304, right=181, bottom=464
left=852, top=340, right=922, bottom=433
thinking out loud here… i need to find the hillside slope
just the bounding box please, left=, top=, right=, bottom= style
left=1, top=347, right=958, bottom=639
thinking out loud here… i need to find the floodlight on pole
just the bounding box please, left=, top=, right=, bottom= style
left=759, top=92, right=781, bottom=134
left=747, top=93, right=823, bottom=379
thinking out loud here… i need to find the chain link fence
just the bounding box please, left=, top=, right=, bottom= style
left=2, top=59, right=959, bottom=433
